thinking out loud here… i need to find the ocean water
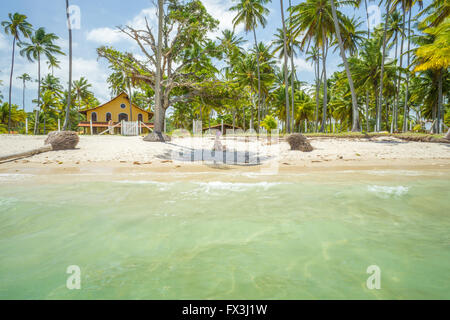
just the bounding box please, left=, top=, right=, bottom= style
left=0, top=171, right=449, bottom=299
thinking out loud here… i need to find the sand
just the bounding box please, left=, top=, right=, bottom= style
left=0, top=134, right=449, bottom=175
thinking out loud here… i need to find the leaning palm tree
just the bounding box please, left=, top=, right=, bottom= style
left=16, top=73, right=32, bottom=111
left=20, top=27, right=64, bottom=134
left=230, top=0, right=270, bottom=132
left=329, top=0, right=360, bottom=131
left=1, top=12, right=32, bottom=132
left=63, top=0, right=73, bottom=131
left=73, top=77, right=93, bottom=112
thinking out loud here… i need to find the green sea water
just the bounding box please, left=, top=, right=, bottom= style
left=0, top=170, right=449, bottom=299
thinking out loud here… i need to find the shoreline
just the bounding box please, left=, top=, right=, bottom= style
left=1, top=135, right=449, bottom=179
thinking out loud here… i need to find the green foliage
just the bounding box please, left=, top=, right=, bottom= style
left=261, top=114, right=277, bottom=131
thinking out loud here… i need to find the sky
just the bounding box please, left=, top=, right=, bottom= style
left=0, top=0, right=429, bottom=112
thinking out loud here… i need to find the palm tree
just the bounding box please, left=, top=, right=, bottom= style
left=290, top=0, right=342, bottom=132
left=414, top=17, right=450, bottom=133
left=72, top=77, right=93, bottom=112
left=16, top=73, right=31, bottom=111
left=306, top=47, right=321, bottom=131
left=402, top=0, right=423, bottom=132
left=230, top=0, right=270, bottom=132
left=280, top=0, right=291, bottom=132
left=1, top=13, right=32, bottom=132
left=377, top=0, right=392, bottom=132
left=387, top=9, right=405, bottom=132
left=46, top=55, right=61, bottom=76
left=329, top=0, right=360, bottom=131
left=20, top=27, right=64, bottom=134
left=63, top=0, right=73, bottom=131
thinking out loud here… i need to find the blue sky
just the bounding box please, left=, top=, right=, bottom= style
left=0, top=0, right=428, bottom=112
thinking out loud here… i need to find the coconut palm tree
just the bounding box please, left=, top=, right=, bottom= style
left=377, top=0, right=392, bottom=132
left=63, top=0, right=73, bottom=131
left=20, top=27, right=64, bottom=134
left=290, top=0, right=348, bottom=132
left=16, top=73, right=31, bottom=111
left=1, top=12, right=32, bottom=132
left=46, top=55, right=61, bottom=76
left=280, top=0, right=292, bottom=133
left=230, top=0, right=270, bottom=132
left=414, top=17, right=450, bottom=133
left=72, top=77, right=93, bottom=111
left=330, top=0, right=360, bottom=131
left=306, top=47, right=321, bottom=131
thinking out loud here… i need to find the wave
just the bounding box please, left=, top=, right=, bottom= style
left=367, top=185, right=409, bottom=197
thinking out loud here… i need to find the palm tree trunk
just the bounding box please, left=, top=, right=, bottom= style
left=34, top=54, right=41, bottom=135
left=364, top=0, right=370, bottom=37
left=402, top=8, right=411, bottom=132
left=252, top=27, right=262, bottom=132
left=8, top=37, right=16, bottom=133
left=394, top=2, right=405, bottom=133
left=243, top=106, right=245, bottom=131
left=330, top=0, right=359, bottom=132
left=320, top=27, right=328, bottom=133
left=366, top=91, right=370, bottom=131
left=280, top=0, right=291, bottom=133
left=377, top=0, right=391, bottom=132
left=364, top=0, right=371, bottom=131
left=232, top=108, right=235, bottom=133
left=63, top=0, right=73, bottom=131
left=289, top=0, right=295, bottom=132
left=392, top=25, right=401, bottom=133
left=314, top=52, right=320, bottom=132
left=22, top=80, right=26, bottom=111
left=153, top=0, right=164, bottom=138
left=289, top=44, right=295, bottom=133
left=437, top=69, right=443, bottom=133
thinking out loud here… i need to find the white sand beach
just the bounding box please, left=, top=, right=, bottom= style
left=0, top=134, right=449, bottom=174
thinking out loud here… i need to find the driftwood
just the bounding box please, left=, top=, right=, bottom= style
left=0, top=131, right=79, bottom=163
left=0, top=145, right=52, bottom=162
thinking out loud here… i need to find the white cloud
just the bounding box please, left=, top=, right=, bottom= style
left=293, top=57, right=314, bottom=72
left=0, top=33, right=9, bottom=51
left=86, top=1, right=241, bottom=45
left=0, top=53, right=111, bottom=104
left=202, top=0, right=244, bottom=38
left=86, top=27, right=128, bottom=44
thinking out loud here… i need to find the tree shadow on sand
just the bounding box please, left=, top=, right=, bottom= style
left=155, top=142, right=274, bottom=166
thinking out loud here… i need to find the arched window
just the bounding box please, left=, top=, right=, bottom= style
left=138, top=114, right=143, bottom=122
left=106, top=112, right=112, bottom=122
left=118, top=113, right=128, bottom=122
left=91, top=112, right=97, bottom=122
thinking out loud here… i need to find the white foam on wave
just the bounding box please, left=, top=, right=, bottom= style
left=0, top=173, right=34, bottom=182
left=367, top=185, right=409, bottom=197
left=194, top=181, right=286, bottom=192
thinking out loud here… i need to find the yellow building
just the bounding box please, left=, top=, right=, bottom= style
left=78, top=92, right=154, bottom=134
